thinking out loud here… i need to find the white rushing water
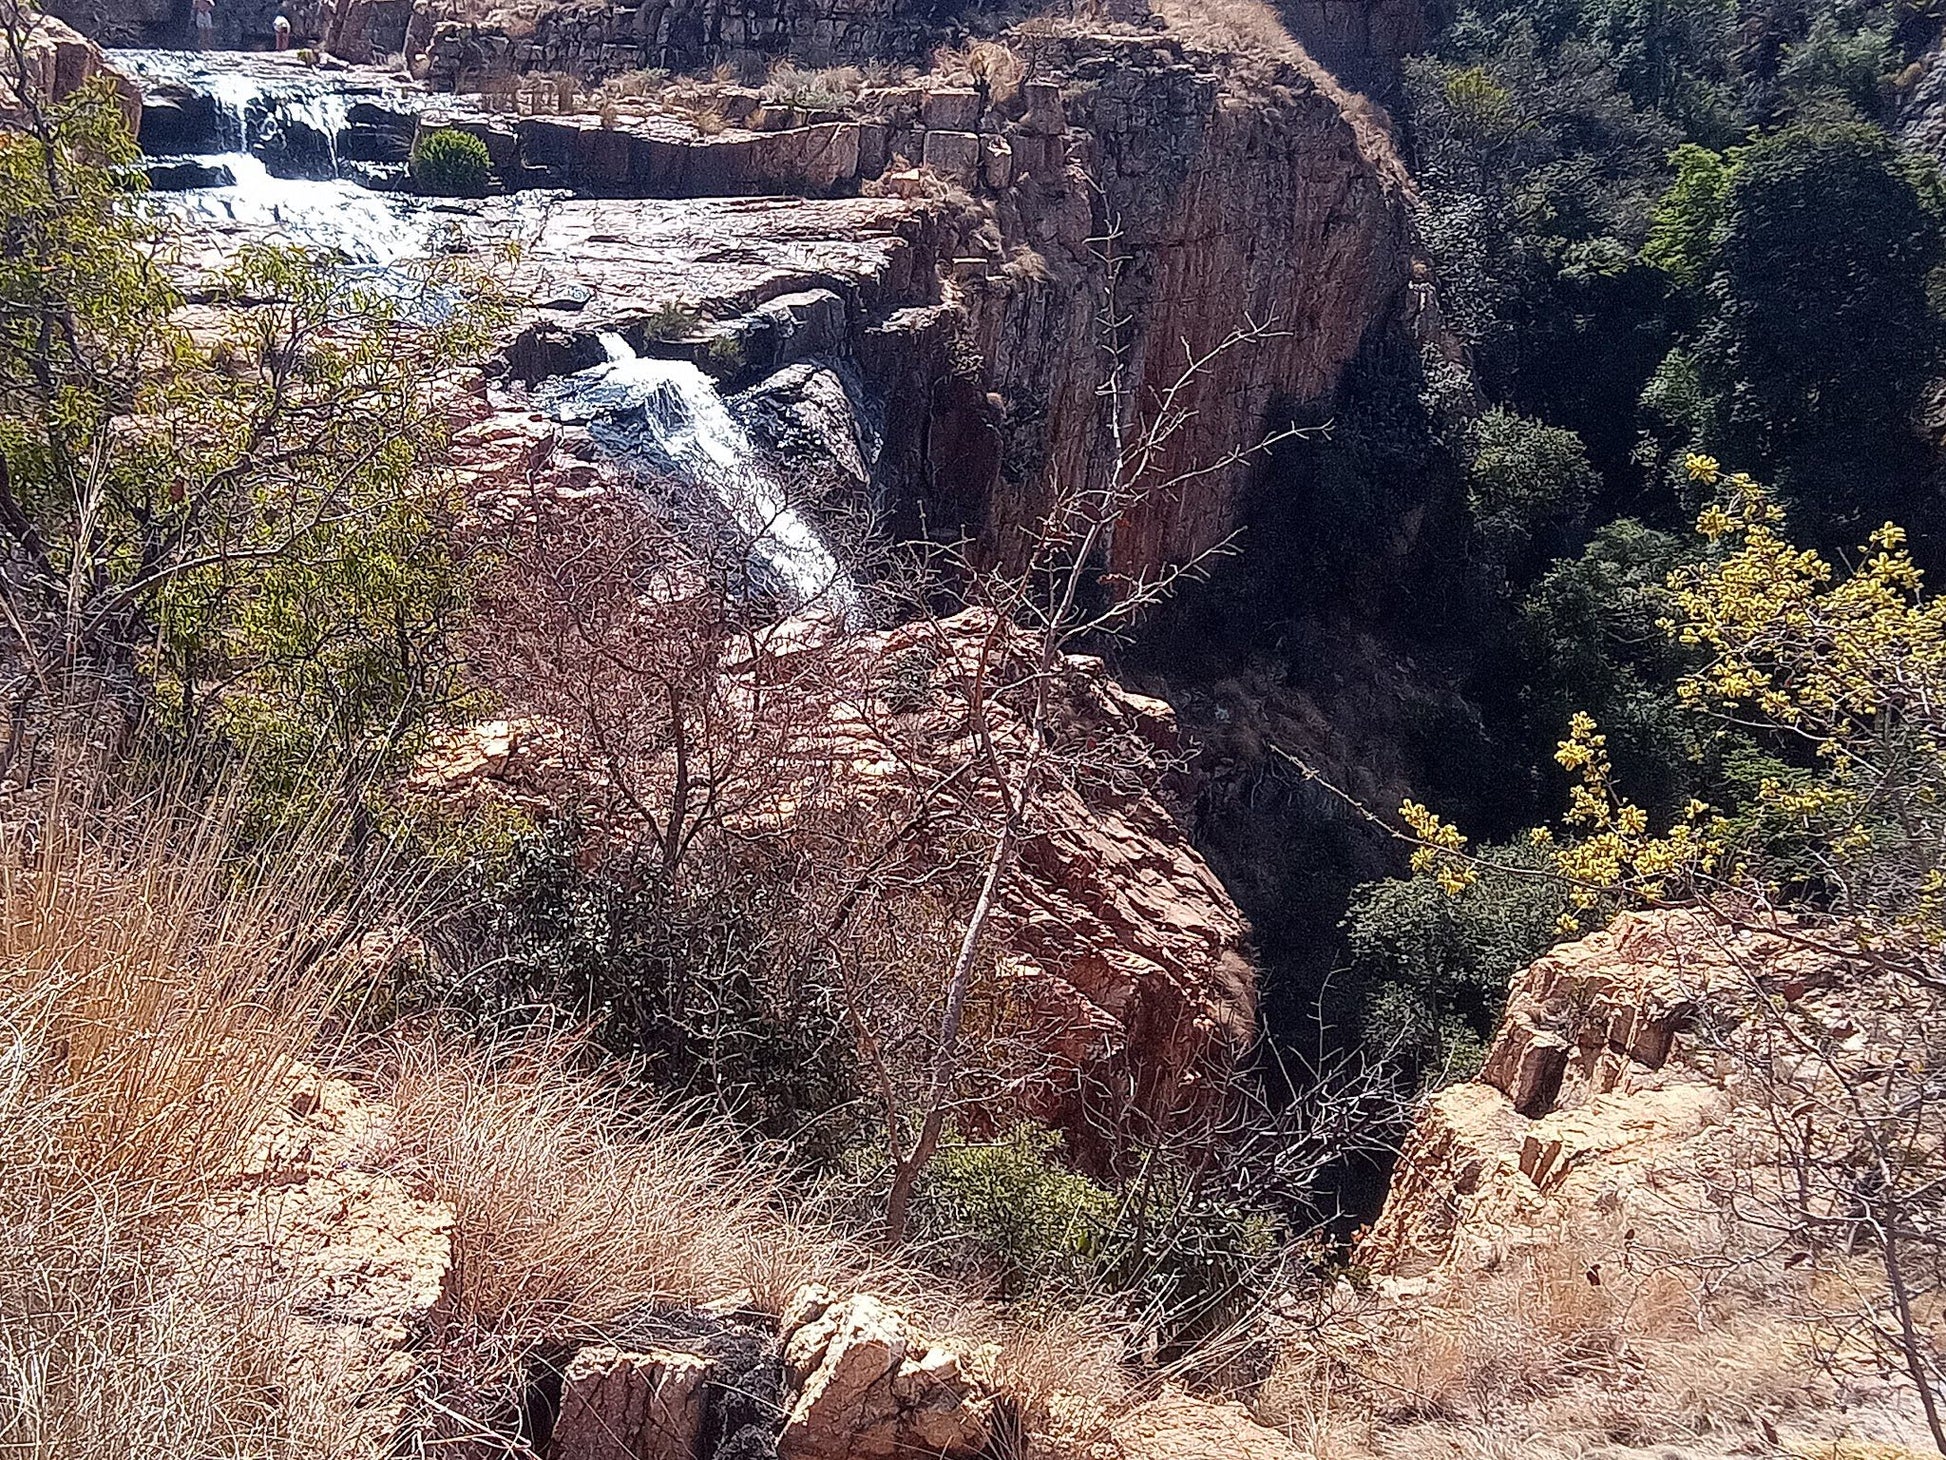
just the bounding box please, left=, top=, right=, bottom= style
left=159, top=152, right=432, bottom=263
left=115, top=49, right=374, bottom=162
left=117, top=50, right=858, bottom=617
left=561, top=333, right=862, bottom=620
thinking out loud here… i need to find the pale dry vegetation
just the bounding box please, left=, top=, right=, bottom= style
left=1261, top=1228, right=1919, bottom=1460
left=0, top=780, right=1138, bottom=1456
left=0, top=785, right=365, bottom=1458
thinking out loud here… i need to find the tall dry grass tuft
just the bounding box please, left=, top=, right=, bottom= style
left=0, top=782, right=368, bottom=1458
left=1263, top=1232, right=1843, bottom=1460
left=380, top=1031, right=1142, bottom=1454
left=382, top=1031, right=901, bottom=1340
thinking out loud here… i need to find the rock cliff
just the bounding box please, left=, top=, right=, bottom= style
left=418, top=389, right=1258, bottom=1161
left=443, top=26, right=1419, bottom=584
left=1258, top=908, right=1945, bottom=1457
left=1360, top=909, right=1829, bottom=1281
left=0, top=14, right=141, bottom=134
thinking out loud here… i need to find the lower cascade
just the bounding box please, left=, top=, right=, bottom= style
left=156, top=150, right=434, bottom=263
left=541, top=333, right=864, bottom=622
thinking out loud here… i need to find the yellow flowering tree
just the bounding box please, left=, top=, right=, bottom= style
left=1394, top=451, right=1946, bottom=1452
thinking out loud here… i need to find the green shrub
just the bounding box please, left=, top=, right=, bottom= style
left=913, top=1125, right=1116, bottom=1295
left=641, top=302, right=699, bottom=342
left=409, top=128, right=492, bottom=197
left=1465, top=407, right=1598, bottom=555
left=909, top=1124, right=1288, bottom=1355
left=704, top=332, right=747, bottom=373
left=431, top=825, right=864, bottom=1164
left=1344, top=841, right=1571, bottom=1089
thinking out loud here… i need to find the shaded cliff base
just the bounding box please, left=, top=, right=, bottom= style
left=1259, top=910, right=1944, bottom=1460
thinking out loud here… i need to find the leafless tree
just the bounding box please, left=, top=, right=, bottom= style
left=856, top=220, right=1302, bottom=1241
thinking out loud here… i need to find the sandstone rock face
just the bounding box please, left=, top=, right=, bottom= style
left=0, top=14, right=141, bottom=136
left=421, top=0, right=956, bottom=86
left=202, top=1063, right=454, bottom=1459
left=1360, top=909, right=1846, bottom=1283
left=945, top=33, right=1414, bottom=583
left=552, top=1345, right=713, bottom=1460
left=776, top=1286, right=997, bottom=1460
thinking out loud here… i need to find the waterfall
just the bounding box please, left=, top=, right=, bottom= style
left=545, top=334, right=863, bottom=621
left=111, top=49, right=393, bottom=176
left=158, top=151, right=432, bottom=264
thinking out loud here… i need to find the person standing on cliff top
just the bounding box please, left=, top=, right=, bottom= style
left=273, top=12, right=291, bottom=48
left=192, top=0, right=214, bottom=48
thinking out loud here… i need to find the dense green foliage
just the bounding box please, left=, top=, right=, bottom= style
left=441, top=826, right=864, bottom=1161
left=409, top=127, right=492, bottom=197
left=1320, top=0, right=1946, bottom=1084
left=1343, top=843, right=1568, bottom=1086
left=0, top=81, right=505, bottom=796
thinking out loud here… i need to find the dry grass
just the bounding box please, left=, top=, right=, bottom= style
left=1262, top=1235, right=1846, bottom=1460
left=929, top=39, right=1025, bottom=108
left=0, top=777, right=1140, bottom=1457
left=762, top=61, right=866, bottom=109
left=0, top=783, right=366, bottom=1458
left=1148, top=0, right=1304, bottom=62
left=376, top=1031, right=1139, bottom=1452
left=381, top=1032, right=900, bottom=1335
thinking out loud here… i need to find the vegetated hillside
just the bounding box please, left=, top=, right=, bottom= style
left=1131, top=0, right=1946, bottom=1105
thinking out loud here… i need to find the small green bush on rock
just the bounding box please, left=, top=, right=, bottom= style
left=410, top=128, right=492, bottom=197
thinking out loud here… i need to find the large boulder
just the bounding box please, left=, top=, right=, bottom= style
left=202, top=1063, right=455, bottom=1459
left=776, top=1286, right=997, bottom=1460
left=552, top=1346, right=713, bottom=1460
left=0, top=14, right=141, bottom=137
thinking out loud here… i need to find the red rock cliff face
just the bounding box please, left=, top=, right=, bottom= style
left=402, top=15, right=1420, bottom=589
left=958, top=35, right=1415, bottom=582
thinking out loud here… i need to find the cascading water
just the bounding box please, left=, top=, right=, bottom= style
left=113, top=49, right=376, bottom=168
left=163, top=150, right=434, bottom=263
left=542, top=334, right=863, bottom=622
left=119, top=52, right=857, bottom=617
left=110, top=50, right=446, bottom=261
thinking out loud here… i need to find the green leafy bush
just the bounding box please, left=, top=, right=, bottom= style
left=914, top=1125, right=1117, bottom=1295
left=1465, top=407, right=1598, bottom=556
left=1344, top=842, right=1571, bottom=1087
left=906, top=1124, right=1287, bottom=1357
left=409, top=127, right=492, bottom=197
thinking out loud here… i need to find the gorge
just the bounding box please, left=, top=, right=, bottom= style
left=11, top=0, right=1946, bottom=1456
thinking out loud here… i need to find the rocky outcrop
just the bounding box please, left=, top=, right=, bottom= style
left=421, top=0, right=960, bottom=86
left=943, top=32, right=1415, bottom=581
left=415, top=496, right=1258, bottom=1166
left=1113, top=1388, right=1310, bottom=1460
left=555, top=1346, right=713, bottom=1460
left=777, top=1287, right=998, bottom=1460
left=0, top=14, right=141, bottom=136
left=201, top=1063, right=454, bottom=1459
left=1360, top=909, right=1847, bottom=1283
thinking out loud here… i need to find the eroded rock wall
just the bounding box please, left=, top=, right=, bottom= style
left=422, top=0, right=963, bottom=86
left=1359, top=909, right=1845, bottom=1283
left=949, top=33, right=1415, bottom=581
